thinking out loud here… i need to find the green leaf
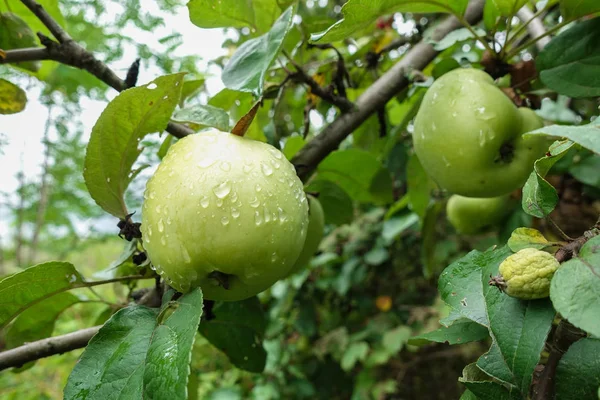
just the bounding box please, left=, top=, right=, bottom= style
left=187, top=0, right=283, bottom=34
left=0, top=261, right=83, bottom=329
left=64, top=306, right=159, bottom=400
left=431, top=27, right=486, bottom=51
left=144, top=288, right=204, bottom=399
left=199, top=297, right=267, bottom=373
left=222, top=6, right=295, bottom=97
left=439, top=247, right=555, bottom=392
left=0, top=78, right=27, bottom=114
left=555, top=338, right=600, bottom=400
left=491, top=0, right=529, bottom=16
left=550, top=236, right=600, bottom=337
left=172, top=104, right=230, bottom=131
left=421, top=202, right=443, bottom=278
left=569, top=154, right=600, bottom=188
left=409, top=319, right=489, bottom=346
left=318, top=149, right=393, bottom=205
left=536, top=17, right=600, bottom=98
left=310, top=0, right=469, bottom=43
left=83, top=73, right=185, bottom=218
left=0, top=12, right=41, bottom=72
left=459, top=363, right=524, bottom=400
left=507, top=228, right=551, bottom=252
left=381, top=213, right=419, bottom=244
left=3, top=292, right=80, bottom=370
left=341, top=341, right=369, bottom=371
left=560, top=0, right=600, bottom=19
left=179, top=78, right=205, bottom=107
left=158, top=135, right=174, bottom=160
left=522, top=140, right=574, bottom=218
left=525, top=119, right=600, bottom=155
left=406, top=154, right=431, bottom=219
left=305, top=179, right=354, bottom=225
left=282, top=136, right=305, bottom=160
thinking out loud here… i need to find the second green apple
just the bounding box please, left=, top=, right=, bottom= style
left=413, top=68, right=547, bottom=197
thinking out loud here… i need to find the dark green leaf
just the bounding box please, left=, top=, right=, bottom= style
left=318, top=149, right=393, bottom=204
left=305, top=179, right=354, bottom=225
left=64, top=306, right=159, bottom=400
left=560, top=0, right=600, bottom=19
left=222, top=6, right=295, bottom=97
left=282, top=136, right=305, bottom=160
left=409, top=319, right=489, bottom=346
left=459, top=364, right=524, bottom=400
left=406, top=154, right=431, bottom=219
left=569, top=154, right=600, bottom=188
left=522, top=140, right=574, bottom=218
left=179, top=78, right=205, bottom=106
left=0, top=78, right=27, bottom=114
left=537, top=18, right=600, bottom=98
left=0, top=12, right=41, bottom=72
left=187, top=0, right=283, bottom=34
left=172, top=104, right=230, bottom=131
left=550, top=236, right=600, bottom=337
left=491, top=0, right=529, bottom=16
left=0, top=261, right=83, bottom=329
left=555, top=338, right=600, bottom=400
left=431, top=27, right=486, bottom=51
left=144, top=288, right=204, bottom=399
left=199, top=297, right=267, bottom=373
left=83, top=73, right=185, bottom=218
left=3, top=292, right=80, bottom=371
left=439, top=247, right=555, bottom=392
left=310, top=0, right=469, bottom=43
left=381, top=213, right=419, bottom=243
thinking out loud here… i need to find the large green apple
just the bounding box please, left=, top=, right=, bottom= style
left=413, top=68, right=547, bottom=197
left=286, top=195, right=325, bottom=276
left=141, top=129, right=309, bottom=301
left=446, top=194, right=517, bottom=235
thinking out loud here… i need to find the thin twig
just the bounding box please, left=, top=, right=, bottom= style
left=20, top=0, right=72, bottom=43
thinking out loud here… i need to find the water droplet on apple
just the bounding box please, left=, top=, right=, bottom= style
left=442, top=156, right=451, bottom=167
left=106, top=177, right=111, bottom=183
left=220, top=161, right=231, bottom=171
left=166, top=216, right=172, bottom=225
left=221, top=216, right=230, bottom=226
left=261, top=162, right=273, bottom=176
left=148, top=226, right=153, bottom=236
left=160, top=236, right=167, bottom=245
left=158, top=219, right=164, bottom=233
left=270, top=159, right=281, bottom=169
left=249, top=197, right=261, bottom=208
left=155, top=204, right=162, bottom=214
left=255, top=183, right=262, bottom=192
left=271, top=252, right=278, bottom=262
left=213, top=180, right=232, bottom=198
left=198, top=158, right=216, bottom=168
left=182, top=246, right=191, bottom=263
left=216, top=198, right=223, bottom=207
left=149, top=191, right=156, bottom=199
left=243, top=163, right=254, bottom=173
left=254, top=210, right=263, bottom=226
left=264, top=206, right=271, bottom=223
left=231, top=207, right=240, bottom=218
left=184, top=152, right=192, bottom=160
left=277, top=207, right=287, bottom=223
left=200, top=196, right=210, bottom=208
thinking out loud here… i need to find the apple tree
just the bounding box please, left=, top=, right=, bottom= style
left=1, top=0, right=600, bottom=399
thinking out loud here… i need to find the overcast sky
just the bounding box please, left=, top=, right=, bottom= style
left=0, top=3, right=228, bottom=238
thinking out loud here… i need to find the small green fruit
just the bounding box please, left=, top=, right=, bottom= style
left=287, top=195, right=325, bottom=275
left=446, top=194, right=517, bottom=235
left=413, top=68, right=547, bottom=197
left=141, top=130, right=309, bottom=301
left=494, top=248, right=560, bottom=300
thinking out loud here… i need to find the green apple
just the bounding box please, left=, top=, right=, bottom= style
left=446, top=194, right=517, bottom=235
left=413, top=68, right=547, bottom=197
left=141, top=129, right=309, bottom=301
left=287, top=195, right=325, bottom=276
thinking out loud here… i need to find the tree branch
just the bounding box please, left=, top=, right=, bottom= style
left=0, top=326, right=100, bottom=371
left=516, top=7, right=550, bottom=51
left=0, top=0, right=195, bottom=139
left=292, top=0, right=486, bottom=181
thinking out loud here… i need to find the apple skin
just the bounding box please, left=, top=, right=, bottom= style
left=446, top=194, right=517, bottom=235
left=413, top=68, right=547, bottom=197
left=141, top=129, right=308, bottom=301
left=287, top=195, right=325, bottom=276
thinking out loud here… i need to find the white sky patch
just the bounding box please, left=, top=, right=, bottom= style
left=0, top=4, right=227, bottom=238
